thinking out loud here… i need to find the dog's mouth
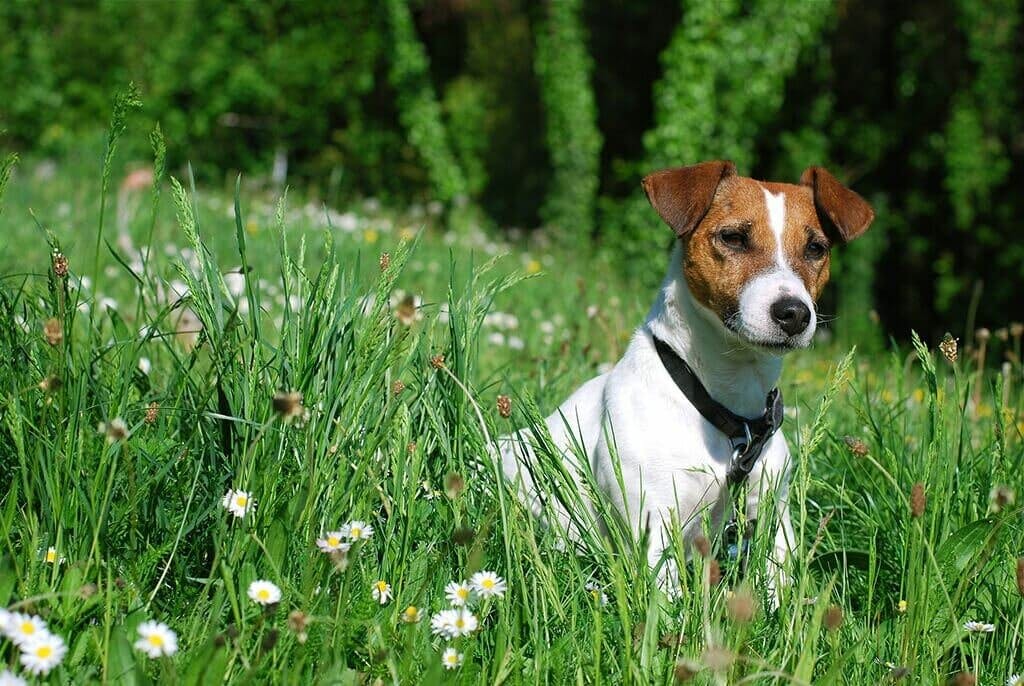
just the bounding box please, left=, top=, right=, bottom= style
left=723, top=315, right=807, bottom=353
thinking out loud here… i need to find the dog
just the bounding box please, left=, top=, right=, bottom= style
left=498, top=160, right=874, bottom=593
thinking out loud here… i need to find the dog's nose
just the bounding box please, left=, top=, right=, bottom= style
left=770, top=297, right=811, bottom=336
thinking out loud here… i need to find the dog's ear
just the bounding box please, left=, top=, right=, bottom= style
left=642, top=160, right=736, bottom=237
left=799, top=166, right=875, bottom=243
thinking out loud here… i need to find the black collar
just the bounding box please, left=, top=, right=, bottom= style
left=651, top=335, right=784, bottom=486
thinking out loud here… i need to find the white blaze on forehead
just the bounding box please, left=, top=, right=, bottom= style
left=761, top=187, right=788, bottom=269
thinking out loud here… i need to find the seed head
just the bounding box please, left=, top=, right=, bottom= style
left=287, top=610, right=309, bottom=643
left=949, top=673, right=976, bottom=686
left=995, top=327, right=1009, bottom=342
left=100, top=417, right=130, bottom=442
left=144, top=401, right=160, bottom=424
left=692, top=535, right=711, bottom=558
left=658, top=632, right=685, bottom=650
left=989, top=485, right=1015, bottom=513
left=939, top=333, right=958, bottom=363
left=975, top=328, right=991, bottom=343
left=444, top=472, right=465, bottom=498
left=78, top=583, right=98, bottom=599
left=674, top=660, right=699, bottom=682
left=451, top=526, right=475, bottom=546
left=379, top=252, right=391, bottom=272
left=1016, top=557, right=1024, bottom=597
left=910, top=482, right=926, bottom=518
left=430, top=354, right=446, bottom=369
left=496, top=394, right=512, bottom=418
left=260, top=628, right=279, bottom=652
left=52, top=251, right=69, bottom=278
left=843, top=436, right=869, bottom=456
left=707, top=559, right=721, bottom=586
left=1010, top=322, right=1024, bottom=338
left=701, top=646, right=735, bottom=671
left=272, top=391, right=304, bottom=420
left=43, top=318, right=63, bottom=346
left=39, top=375, right=62, bottom=392
left=391, top=379, right=405, bottom=396
left=824, top=604, right=843, bottom=631
left=726, top=589, right=755, bottom=623
left=407, top=441, right=417, bottom=454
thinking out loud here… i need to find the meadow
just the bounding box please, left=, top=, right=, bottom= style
left=1, top=133, right=1023, bottom=685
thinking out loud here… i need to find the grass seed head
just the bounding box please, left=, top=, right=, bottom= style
left=1010, top=322, right=1024, bottom=338
left=391, top=379, right=405, bottom=396
left=824, top=605, right=843, bottom=631
left=674, top=660, right=699, bottom=682
left=444, top=472, right=465, bottom=498
left=726, top=589, right=755, bottom=623
left=988, top=485, right=1015, bottom=512
left=497, top=394, right=512, bottom=418
left=975, top=328, right=990, bottom=343
left=430, top=354, right=446, bottom=369
left=910, top=482, right=926, bottom=518
left=692, top=535, right=711, bottom=558
left=707, top=559, right=721, bottom=586
left=38, top=376, right=62, bottom=392
left=43, top=318, right=63, bottom=346
left=272, top=391, right=304, bottom=420
left=100, top=417, right=130, bottom=442
left=843, top=436, right=869, bottom=456
left=144, top=401, right=159, bottom=424
left=52, top=251, right=68, bottom=278
left=701, top=646, right=735, bottom=671
left=658, top=632, right=685, bottom=650
left=379, top=252, right=390, bottom=272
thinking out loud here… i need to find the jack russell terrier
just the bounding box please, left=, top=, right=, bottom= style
left=499, top=160, right=874, bottom=591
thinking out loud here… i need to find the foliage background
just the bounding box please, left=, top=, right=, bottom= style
left=2, top=0, right=1022, bottom=341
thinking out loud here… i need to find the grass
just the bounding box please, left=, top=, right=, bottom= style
left=1, top=128, right=1023, bottom=685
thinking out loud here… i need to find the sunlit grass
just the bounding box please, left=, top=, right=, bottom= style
left=1, top=134, right=1023, bottom=684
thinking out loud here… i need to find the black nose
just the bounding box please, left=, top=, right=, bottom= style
left=770, top=297, right=811, bottom=336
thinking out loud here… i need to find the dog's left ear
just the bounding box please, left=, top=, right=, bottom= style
left=642, top=160, right=736, bottom=237
left=800, top=166, right=875, bottom=243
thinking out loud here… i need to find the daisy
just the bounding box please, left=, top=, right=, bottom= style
left=371, top=580, right=392, bottom=605
left=222, top=489, right=254, bottom=518
left=0, top=670, right=28, bottom=686
left=342, top=520, right=373, bottom=541
left=963, top=621, right=996, bottom=633
left=585, top=582, right=609, bottom=607
left=431, top=609, right=458, bottom=638
left=1008, top=675, right=1023, bottom=686
left=441, top=647, right=463, bottom=670
left=133, top=620, right=179, bottom=658
left=469, top=571, right=507, bottom=599
left=19, top=632, right=67, bottom=676
left=247, top=580, right=282, bottom=606
left=4, top=613, right=48, bottom=647
left=400, top=605, right=422, bottom=623
left=449, top=608, right=477, bottom=638
left=445, top=581, right=473, bottom=607
left=316, top=531, right=351, bottom=553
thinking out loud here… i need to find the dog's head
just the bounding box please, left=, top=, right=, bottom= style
left=642, top=161, right=874, bottom=352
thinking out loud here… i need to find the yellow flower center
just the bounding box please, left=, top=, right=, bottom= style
left=350, top=527, right=362, bottom=538
left=236, top=495, right=248, bottom=507
left=482, top=579, right=494, bottom=589
left=446, top=655, right=457, bottom=664
left=46, top=549, right=56, bottom=563
left=376, top=581, right=388, bottom=592
left=21, top=622, right=35, bottom=635
left=327, top=536, right=340, bottom=547
left=148, top=634, right=165, bottom=647
left=257, top=589, right=270, bottom=600
left=36, top=644, right=53, bottom=658
left=404, top=606, right=417, bottom=617
left=455, top=618, right=465, bottom=628
left=457, top=588, right=468, bottom=599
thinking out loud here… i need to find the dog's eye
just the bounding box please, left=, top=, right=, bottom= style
left=804, top=240, right=827, bottom=260
left=718, top=228, right=749, bottom=251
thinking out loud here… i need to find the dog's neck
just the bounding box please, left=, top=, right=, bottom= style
left=646, top=243, right=783, bottom=419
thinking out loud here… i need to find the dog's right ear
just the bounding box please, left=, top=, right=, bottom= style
left=642, top=160, right=736, bottom=237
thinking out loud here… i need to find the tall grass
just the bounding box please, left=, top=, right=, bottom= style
left=1, top=126, right=1022, bottom=684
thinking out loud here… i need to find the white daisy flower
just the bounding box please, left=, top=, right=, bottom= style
left=45, top=547, right=58, bottom=564
left=371, top=580, right=392, bottom=605
left=963, top=621, right=996, bottom=633
left=0, top=669, right=28, bottom=686
left=469, top=571, right=507, bottom=599
left=133, top=620, right=178, bottom=658
left=430, top=609, right=458, bottom=638
left=1007, top=675, right=1023, bottom=686
left=448, top=608, right=477, bottom=638
left=247, top=580, right=282, bottom=606
left=585, top=582, right=609, bottom=606
left=222, top=489, right=254, bottom=518
left=445, top=581, right=473, bottom=607
left=315, top=531, right=351, bottom=553
left=341, top=520, right=373, bottom=541
left=441, top=647, right=463, bottom=670
left=400, top=605, right=422, bottom=623
left=138, top=357, right=152, bottom=375
left=19, top=632, right=67, bottom=675
left=4, top=613, right=48, bottom=647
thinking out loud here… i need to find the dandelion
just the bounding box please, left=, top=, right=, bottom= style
left=400, top=605, right=422, bottom=623
left=963, top=620, right=995, bottom=633
left=4, top=613, right=48, bottom=647
left=134, top=621, right=179, bottom=658
left=222, top=489, right=254, bottom=518
left=441, top=647, right=463, bottom=670
left=316, top=531, right=350, bottom=554
left=19, top=632, right=67, bottom=676
left=445, top=581, right=473, bottom=606
left=0, top=669, right=28, bottom=686
left=372, top=580, right=392, bottom=605
left=469, top=571, right=507, bottom=599
left=341, top=520, right=374, bottom=541
left=247, top=580, right=282, bottom=606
